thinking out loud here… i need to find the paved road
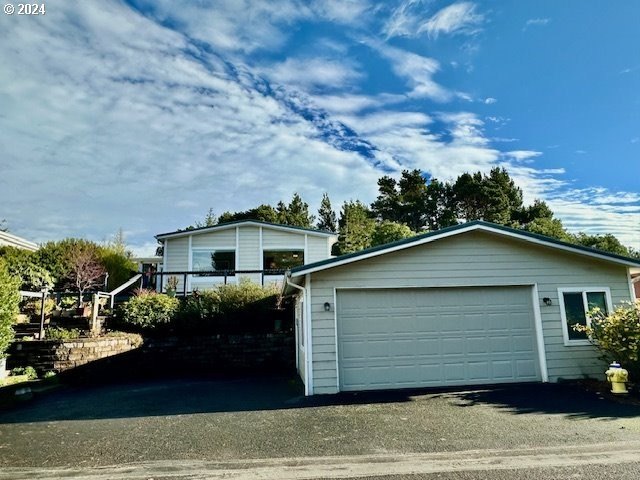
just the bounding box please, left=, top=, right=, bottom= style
left=1, top=377, right=639, bottom=479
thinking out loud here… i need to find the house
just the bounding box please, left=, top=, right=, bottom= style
left=0, top=231, right=38, bottom=251
left=133, top=256, right=164, bottom=290
left=284, top=220, right=640, bottom=396
left=155, top=220, right=337, bottom=294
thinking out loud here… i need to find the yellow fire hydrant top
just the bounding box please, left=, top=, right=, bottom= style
left=605, top=362, right=629, bottom=394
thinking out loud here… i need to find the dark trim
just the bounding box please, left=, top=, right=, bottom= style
left=290, top=220, right=640, bottom=275
left=156, top=219, right=336, bottom=239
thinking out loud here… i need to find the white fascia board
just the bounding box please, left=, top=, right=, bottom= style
left=291, top=224, right=640, bottom=278
left=0, top=231, right=38, bottom=251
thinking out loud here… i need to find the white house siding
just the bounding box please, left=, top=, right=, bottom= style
left=262, top=230, right=306, bottom=249
left=307, top=235, right=332, bottom=263
left=164, top=237, right=189, bottom=293
left=238, top=226, right=261, bottom=283
left=306, top=231, right=632, bottom=394
left=191, top=229, right=236, bottom=249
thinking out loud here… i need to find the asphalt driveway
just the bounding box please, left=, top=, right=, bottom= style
left=1, top=376, right=640, bottom=479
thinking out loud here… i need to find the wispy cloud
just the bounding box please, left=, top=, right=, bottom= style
left=0, top=0, right=637, bottom=254
left=420, top=2, right=484, bottom=38
left=263, top=57, right=364, bottom=90
left=503, top=150, right=543, bottom=163
left=523, top=18, right=550, bottom=31
left=372, top=43, right=454, bottom=101
left=383, top=1, right=483, bottom=39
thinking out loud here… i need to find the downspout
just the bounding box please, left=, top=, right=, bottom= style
left=286, top=274, right=312, bottom=396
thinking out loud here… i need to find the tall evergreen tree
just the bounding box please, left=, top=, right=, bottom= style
left=336, top=200, right=376, bottom=255
left=195, top=208, right=217, bottom=228
left=371, top=170, right=429, bottom=231
left=424, top=178, right=457, bottom=230
left=286, top=193, right=315, bottom=228
left=316, top=193, right=337, bottom=232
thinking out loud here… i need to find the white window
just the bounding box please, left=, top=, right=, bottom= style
left=558, top=287, right=612, bottom=346
left=191, top=249, right=235, bottom=275
left=263, top=250, right=304, bottom=272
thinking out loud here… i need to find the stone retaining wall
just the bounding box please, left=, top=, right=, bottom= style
left=7, top=333, right=294, bottom=377
left=7, top=335, right=143, bottom=374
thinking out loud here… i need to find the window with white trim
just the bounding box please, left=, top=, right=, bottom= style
left=558, top=288, right=611, bottom=345
left=191, top=249, right=235, bottom=275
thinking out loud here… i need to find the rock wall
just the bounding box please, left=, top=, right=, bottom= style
left=7, top=333, right=294, bottom=377
left=7, top=335, right=142, bottom=374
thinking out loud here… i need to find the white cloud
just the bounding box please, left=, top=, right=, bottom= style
left=382, top=0, right=425, bottom=39
left=0, top=1, right=383, bottom=253
left=264, top=57, right=363, bottom=90
left=0, top=0, right=637, bottom=255
left=420, top=2, right=484, bottom=38
left=524, top=18, right=551, bottom=30
left=483, top=97, right=497, bottom=104
left=503, top=150, right=543, bottom=162
left=384, top=1, right=484, bottom=39
left=373, top=43, right=454, bottom=101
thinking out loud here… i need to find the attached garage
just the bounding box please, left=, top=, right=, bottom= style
left=337, top=286, right=541, bottom=391
left=285, top=221, right=640, bottom=396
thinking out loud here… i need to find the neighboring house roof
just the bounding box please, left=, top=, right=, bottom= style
left=289, top=220, right=640, bottom=278
left=0, top=231, right=38, bottom=251
left=155, top=220, right=337, bottom=240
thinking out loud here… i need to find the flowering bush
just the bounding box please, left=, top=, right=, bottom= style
left=574, top=300, right=640, bottom=378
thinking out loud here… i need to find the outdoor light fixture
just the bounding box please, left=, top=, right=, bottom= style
left=543, top=297, right=552, bottom=306
left=324, top=302, right=331, bottom=311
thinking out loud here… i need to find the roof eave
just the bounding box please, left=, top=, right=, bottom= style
left=156, top=220, right=337, bottom=240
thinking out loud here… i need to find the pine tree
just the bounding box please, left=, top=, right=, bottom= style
left=316, top=193, right=337, bottom=232
left=285, top=193, right=315, bottom=228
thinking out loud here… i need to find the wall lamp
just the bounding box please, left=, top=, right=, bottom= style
left=324, top=302, right=332, bottom=312
left=542, top=297, right=553, bottom=306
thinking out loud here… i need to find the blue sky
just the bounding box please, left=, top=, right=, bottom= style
left=0, top=0, right=638, bottom=255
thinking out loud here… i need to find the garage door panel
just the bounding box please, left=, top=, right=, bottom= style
left=338, top=287, right=541, bottom=391
left=468, top=362, right=490, bottom=380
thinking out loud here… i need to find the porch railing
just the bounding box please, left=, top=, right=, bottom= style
left=151, top=269, right=286, bottom=297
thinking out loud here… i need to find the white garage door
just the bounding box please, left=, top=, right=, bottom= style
left=337, top=286, right=541, bottom=392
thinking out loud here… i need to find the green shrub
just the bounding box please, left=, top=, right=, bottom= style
left=11, top=366, right=37, bottom=380
left=575, top=300, right=640, bottom=379
left=216, top=279, right=279, bottom=315
left=120, top=289, right=180, bottom=330
left=22, top=297, right=56, bottom=320
left=0, top=246, right=55, bottom=291
left=99, top=247, right=136, bottom=291
left=0, top=259, right=20, bottom=359
left=45, top=326, right=82, bottom=340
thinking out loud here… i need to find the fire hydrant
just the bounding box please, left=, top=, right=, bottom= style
left=605, top=362, right=629, bottom=394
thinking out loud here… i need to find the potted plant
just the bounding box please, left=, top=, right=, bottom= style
left=165, top=276, right=179, bottom=297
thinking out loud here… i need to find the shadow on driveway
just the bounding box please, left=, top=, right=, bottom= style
left=1, top=376, right=638, bottom=424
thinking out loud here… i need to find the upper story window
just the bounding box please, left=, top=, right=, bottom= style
left=263, top=250, right=304, bottom=272
left=192, top=249, right=235, bottom=275
left=558, top=288, right=611, bottom=346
